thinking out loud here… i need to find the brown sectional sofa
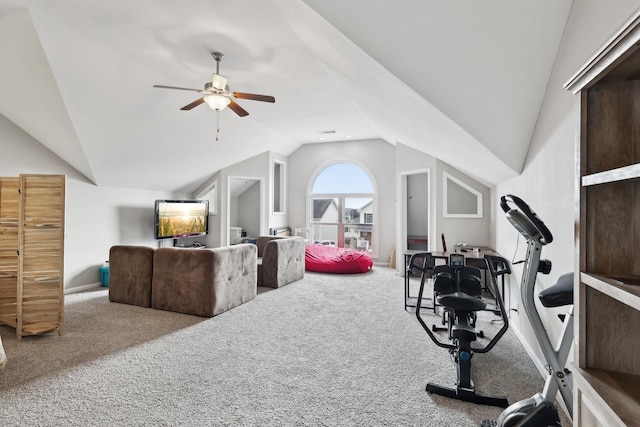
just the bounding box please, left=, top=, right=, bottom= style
left=256, top=236, right=305, bottom=288
left=108, top=244, right=257, bottom=317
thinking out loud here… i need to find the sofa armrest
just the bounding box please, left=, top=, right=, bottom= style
left=259, top=237, right=305, bottom=288
left=108, top=245, right=155, bottom=307
left=256, top=235, right=284, bottom=257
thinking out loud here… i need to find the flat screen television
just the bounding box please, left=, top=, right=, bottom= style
left=154, top=199, right=209, bottom=240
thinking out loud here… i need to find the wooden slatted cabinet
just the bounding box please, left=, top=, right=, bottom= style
left=565, top=10, right=640, bottom=427
left=0, top=178, right=20, bottom=329
left=0, top=174, right=65, bottom=339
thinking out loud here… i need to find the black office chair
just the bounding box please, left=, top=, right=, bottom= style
left=406, top=252, right=433, bottom=310
left=484, top=255, right=512, bottom=315
left=407, top=252, right=432, bottom=279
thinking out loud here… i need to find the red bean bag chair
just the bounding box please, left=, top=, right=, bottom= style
left=305, top=244, right=373, bottom=274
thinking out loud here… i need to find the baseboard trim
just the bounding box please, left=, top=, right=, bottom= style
left=509, top=323, right=547, bottom=377
left=373, top=261, right=391, bottom=268
left=64, top=283, right=104, bottom=295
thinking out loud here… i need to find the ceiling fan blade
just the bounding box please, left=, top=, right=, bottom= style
left=233, top=92, right=275, bottom=103
left=154, top=84, right=202, bottom=93
left=180, top=98, right=205, bottom=110
left=228, top=100, right=249, bottom=117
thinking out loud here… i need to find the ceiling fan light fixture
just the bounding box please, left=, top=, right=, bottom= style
left=204, top=94, right=231, bottom=110
left=211, top=73, right=228, bottom=91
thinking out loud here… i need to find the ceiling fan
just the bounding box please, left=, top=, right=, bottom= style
left=153, top=51, right=275, bottom=117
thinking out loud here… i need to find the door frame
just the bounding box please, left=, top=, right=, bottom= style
left=400, top=168, right=432, bottom=257
left=226, top=175, right=263, bottom=246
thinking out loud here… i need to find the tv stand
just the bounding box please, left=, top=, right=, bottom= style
left=172, top=239, right=206, bottom=249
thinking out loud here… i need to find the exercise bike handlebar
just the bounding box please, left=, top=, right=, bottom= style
left=414, top=264, right=457, bottom=351
left=500, top=195, right=553, bottom=245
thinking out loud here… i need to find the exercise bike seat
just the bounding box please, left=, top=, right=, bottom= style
left=538, top=272, right=574, bottom=308
left=437, top=292, right=487, bottom=312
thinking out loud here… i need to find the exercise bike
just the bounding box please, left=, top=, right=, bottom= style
left=482, top=194, right=574, bottom=427
left=413, top=251, right=510, bottom=408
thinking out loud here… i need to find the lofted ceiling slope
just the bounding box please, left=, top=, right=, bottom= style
left=0, top=0, right=572, bottom=192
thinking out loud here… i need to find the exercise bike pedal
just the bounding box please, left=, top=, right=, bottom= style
left=488, top=401, right=561, bottom=427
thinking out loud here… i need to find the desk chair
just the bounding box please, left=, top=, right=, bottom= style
left=484, top=255, right=512, bottom=313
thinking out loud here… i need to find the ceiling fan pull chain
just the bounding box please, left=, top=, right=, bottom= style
left=216, top=111, right=220, bottom=142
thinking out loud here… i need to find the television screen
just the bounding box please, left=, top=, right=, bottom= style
left=154, top=199, right=209, bottom=240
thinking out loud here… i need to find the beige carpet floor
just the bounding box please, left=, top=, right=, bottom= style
left=0, top=267, right=561, bottom=426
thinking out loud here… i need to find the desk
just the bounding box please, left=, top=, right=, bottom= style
left=403, top=247, right=502, bottom=311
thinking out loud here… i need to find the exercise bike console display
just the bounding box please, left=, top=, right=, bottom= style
left=449, top=253, right=465, bottom=267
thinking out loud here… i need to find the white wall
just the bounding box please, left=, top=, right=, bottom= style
left=194, top=171, right=222, bottom=248
left=436, top=159, right=490, bottom=250
left=494, top=1, right=640, bottom=370
left=237, top=181, right=260, bottom=237
left=395, top=142, right=490, bottom=269
left=0, top=114, right=182, bottom=291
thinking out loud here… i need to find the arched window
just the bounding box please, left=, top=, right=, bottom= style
left=309, top=162, right=376, bottom=254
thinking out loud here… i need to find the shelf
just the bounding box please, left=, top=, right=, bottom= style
left=22, top=323, right=59, bottom=335
left=574, top=367, right=640, bottom=426
left=582, top=163, right=640, bottom=186
left=0, top=315, right=17, bottom=328
left=581, top=272, right=640, bottom=310
left=570, top=11, right=640, bottom=425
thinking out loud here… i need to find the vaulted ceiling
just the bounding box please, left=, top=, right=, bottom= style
left=0, top=0, right=572, bottom=193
